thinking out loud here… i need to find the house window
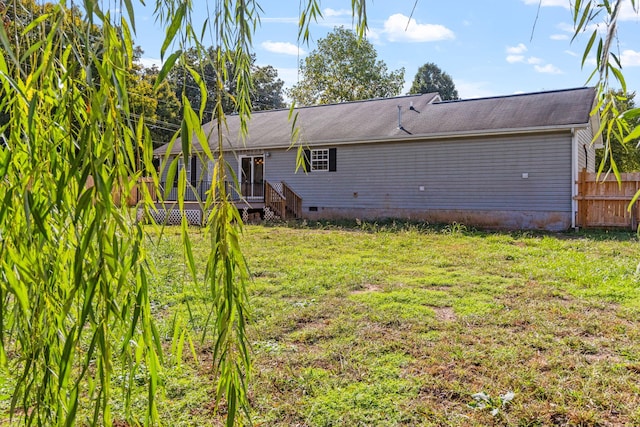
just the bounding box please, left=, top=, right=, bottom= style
left=175, top=156, right=192, bottom=187
left=179, top=157, right=192, bottom=175
left=311, top=149, right=329, bottom=171
left=304, top=148, right=337, bottom=172
left=206, top=160, right=215, bottom=182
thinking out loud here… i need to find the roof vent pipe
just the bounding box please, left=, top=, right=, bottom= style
left=397, top=105, right=402, bottom=129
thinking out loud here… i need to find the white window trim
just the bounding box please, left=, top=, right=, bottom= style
left=178, top=156, right=192, bottom=179
left=311, top=148, right=329, bottom=172
left=207, top=160, right=215, bottom=182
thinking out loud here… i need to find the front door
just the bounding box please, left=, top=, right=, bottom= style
left=240, top=155, right=264, bottom=199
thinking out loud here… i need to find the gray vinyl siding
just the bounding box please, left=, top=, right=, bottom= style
left=158, top=156, right=175, bottom=184
left=576, top=127, right=597, bottom=172
left=265, top=132, right=572, bottom=213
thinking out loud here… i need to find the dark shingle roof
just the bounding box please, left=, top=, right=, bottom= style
left=156, top=87, right=596, bottom=155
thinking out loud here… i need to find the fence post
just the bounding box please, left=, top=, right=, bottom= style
left=577, top=168, right=585, bottom=228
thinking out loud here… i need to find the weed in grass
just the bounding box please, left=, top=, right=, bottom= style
left=441, top=221, right=468, bottom=234
left=468, top=390, right=515, bottom=416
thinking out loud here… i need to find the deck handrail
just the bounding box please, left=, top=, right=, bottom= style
left=159, top=179, right=302, bottom=220
left=159, top=181, right=244, bottom=202
left=281, top=181, right=302, bottom=219
left=264, top=181, right=286, bottom=219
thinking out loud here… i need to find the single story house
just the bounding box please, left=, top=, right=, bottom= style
left=153, top=87, right=602, bottom=231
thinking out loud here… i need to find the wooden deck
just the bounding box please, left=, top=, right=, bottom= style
left=143, top=179, right=301, bottom=225
left=152, top=200, right=265, bottom=210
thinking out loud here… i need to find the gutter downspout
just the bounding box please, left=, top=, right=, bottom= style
left=571, top=127, right=578, bottom=230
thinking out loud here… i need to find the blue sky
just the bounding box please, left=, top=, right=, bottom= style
left=134, top=1, right=640, bottom=99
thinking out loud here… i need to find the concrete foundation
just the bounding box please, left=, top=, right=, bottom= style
left=302, top=207, right=571, bottom=231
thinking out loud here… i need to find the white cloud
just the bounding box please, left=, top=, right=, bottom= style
left=523, top=0, right=636, bottom=16
left=382, top=13, right=454, bottom=43
left=365, top=27, right=381, bottom=43
left=619, top=2, right=640, bottom=21
left=586, top=22, right=607, bottom=33
left=323, top=8, right=351, bottom=17
left=549, top=2, right=637, bottom=21
left=621, top=49, right=640, bottom=67
left=506, top=55, right=525, bottom=63
left=506, top=53, right=545, bottom=66
left=505, top=45, right=543, bottom=65
left=261, top=41, right=305, bottom=56
left=506, top=43, right=527, bottom=55
left=534, top=64, right=563, bottom=74
left=455, top=80, right=497, bottom=99
left=139, top=57, right=162, bottom=69
left=556, top=22, right=574, bottom=33
left=522, top=0, right=569, bottom=8
left=564, top=50, right=578, bottom=57
left=575, top=50, right=639, bottom=69
left=550, top=34, right=569, bottom=41
left=557, top=20, right=607, bottom=36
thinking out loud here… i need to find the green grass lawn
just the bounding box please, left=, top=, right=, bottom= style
left=4, top=222, right=638, bottom=426
left=142, top=222, right=640, bottom=426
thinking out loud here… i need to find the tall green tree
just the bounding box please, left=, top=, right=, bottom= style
left=288, top=26, right=405, bottom=105
left=168, top=47, right=285, bottom=123
left=130, top=56, right=182, bottom=147
left=408, top=62, right=458, bottom=100
left=146, top=68, right=183, bottom=146
left=0, top=0, right=102, bottom=132
left=572, top=0, right=640, bottom=185
left=249, top=64, right=286, bottom=111
left=596, top=91, right=640, bottom=172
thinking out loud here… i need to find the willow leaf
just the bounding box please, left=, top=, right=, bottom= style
left=154, top=49, right=181, bottom=91
left=161, top=3, right=186, bottom=59
left=624, top=124, right=640, bottom=143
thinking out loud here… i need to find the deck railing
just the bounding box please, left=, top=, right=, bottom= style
left=264, top=182, right=286, bottom=218
left=159, top=180, right=302, bottom=219
left=282, top=181, right=303, bottom=219
left=264, top=181, right=303, bottom=219
left=159, top=181, right=243, bottom=202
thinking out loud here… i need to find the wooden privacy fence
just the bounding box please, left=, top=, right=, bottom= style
left=88, top=176, right=156, bottom=207
left=576, top=169, right=640, bottom=229
left=127, top=177, right=156, bottom=207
